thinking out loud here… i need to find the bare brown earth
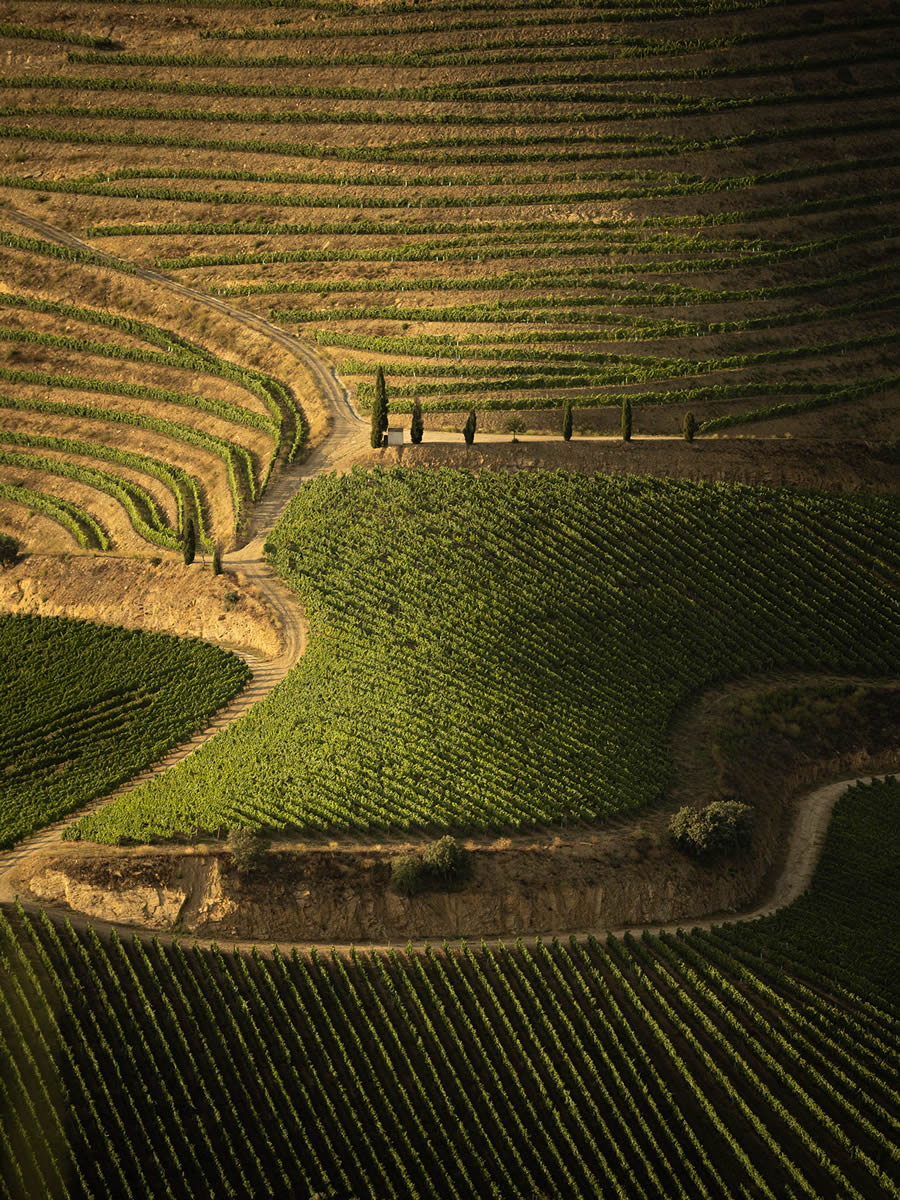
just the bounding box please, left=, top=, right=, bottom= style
left=1, top=1, right=895, bottom=433
left=0, top=210, right=334, bottom=449
left=0, top=553, right=282, bottom=656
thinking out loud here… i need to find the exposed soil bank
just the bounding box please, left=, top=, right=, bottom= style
left=0, top=553, right=282, bottom=657
left=369, top=438, right=899, bottom=493
left=13, top=740, right=896, bottom=943
left=12, top=830, right=753, bottom=943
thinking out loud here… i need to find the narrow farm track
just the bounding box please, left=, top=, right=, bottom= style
left=0, top=205, right=369, bottom=887
left=0, top=590, right=306, bottom=889
left=3, top=205, right=367, bottom=433
left=0, top=214, right=895, bottom=952
left=2, top=772, right=896, bottom=957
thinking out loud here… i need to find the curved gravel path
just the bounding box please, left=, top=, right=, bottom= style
left=4, top=207, right=365, bottom=433
left=0, top=207, right=894, bottom=949
left=2, top=772, right=894, bottom=953
left=0, top=205, right=366, bottom=889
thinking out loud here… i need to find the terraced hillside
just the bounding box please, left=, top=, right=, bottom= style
left=1, top=777, right=897, bottom=1198
left=0, top=0, right=897, bottom=437
left=67, top=469, right=900, bottom=842
left=0, top=226, right=309, bottom=554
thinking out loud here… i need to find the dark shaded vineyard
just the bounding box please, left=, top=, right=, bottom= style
left=67, top=468, right=900, bottom=841
left=1, top=778, right=897, bottom=1198
left=0, top=613, right=249, bottom=848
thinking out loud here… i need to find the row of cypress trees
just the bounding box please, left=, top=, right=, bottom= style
left=371, top=378, right=698, bottom=446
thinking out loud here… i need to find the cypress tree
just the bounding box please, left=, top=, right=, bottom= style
left=621, top=397, right=632, bottom=442
left=370, top=407, right=382, bottom=449
left=183, top=518, right=195, bottom=566
left=563, top=400, right=573, bottom=442
left=683, top=411, right=696, bottom=442
left=374, top=367, right=391, bottom=448
left=463, top=409, right=477, bottom=447
left=410, top=398, right=424, bottom=444
left=370, top=365, right=388, bottom=448
left=212, top=545, right=222, bottom=575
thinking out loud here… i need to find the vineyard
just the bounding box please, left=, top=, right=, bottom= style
left=0, top=0, right=896, bottom=438
left=0, top=234, right=307, bottom=555
left=0, top=3, right=897, bottom=1195
left=0, top=613, right=250, bottom=849
left=66, top=468, right=900, bottom=842
left=1, top=777, right=897, bottom=1198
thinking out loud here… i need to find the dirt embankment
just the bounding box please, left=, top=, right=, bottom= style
left=362, top=438, right=899, bottom=493
left=0, top=553, right=282, bottom=657
left=15, top=684, right=898, bottom=943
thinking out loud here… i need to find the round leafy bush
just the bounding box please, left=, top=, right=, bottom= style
left=670, top=800, right=754, bottom=859
left=227, top=825, right=268, bottom=875
left=422, top=835, right=470, bottom=881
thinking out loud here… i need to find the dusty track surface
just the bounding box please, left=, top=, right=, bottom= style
left=2, top=772, right=894, bottom=955
left=4, top=207, right=365, bottom=436
left=1, top=207, right=895, bottom=951
left=0, top=206, right=367, bottom=886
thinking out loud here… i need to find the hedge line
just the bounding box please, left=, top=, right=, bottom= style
left=0, top=428, right=212, bottom=549
left=0, top=393, right=249, bottom=532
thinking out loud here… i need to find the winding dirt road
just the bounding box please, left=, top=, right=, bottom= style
left=2, top=773, right=894, bottom=957
left=4, top=206, right=365, bottom=433
left=0, top=204, right=367, bottom=889
left=0, top=205, right=895, bottom=949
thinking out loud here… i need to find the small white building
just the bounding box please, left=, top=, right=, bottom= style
left=387, top=427, right=404, bottom=446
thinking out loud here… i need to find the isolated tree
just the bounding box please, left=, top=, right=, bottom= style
left=621, top=397, right=632, bottom=442
left=562, top=399, right=573, bottom=442
left=212, top=545, right=222, bottom=575
left=182, top=518, right=196, bottom=566
left=683, top=411, right=696, bottom=442
left=505, top=415, right=526, bottom=442
left=0, top=533, right=19, bottom=568
left=370, top=366, right=388, bottom=448
left=410, top=398, right=424, bottom=445
left=463, top=409, right=477, bottom=447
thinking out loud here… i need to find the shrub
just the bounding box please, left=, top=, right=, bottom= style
left=683, top=411, right=696, bottom=442
left=670, top=800, right=754, bottom=859
left=391, top=853, right=428, bottom=896
left=0, top=533, right=19, bottom=567
left=422, top=835, right=470, bottom=881
left=226, top=825, right=267, bottom=875
left=391, top=836, right=471, bottom=896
